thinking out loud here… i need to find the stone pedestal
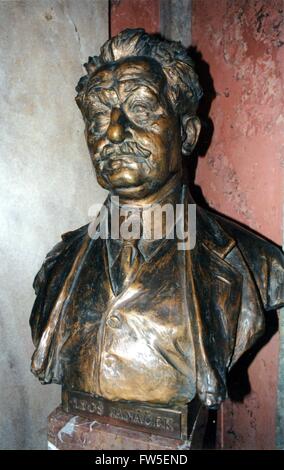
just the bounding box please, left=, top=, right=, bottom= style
left=48, top=406, right=208, bottom=450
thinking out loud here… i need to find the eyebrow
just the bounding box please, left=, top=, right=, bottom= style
left=88, top=82, right=111, bottom=93
left=86, top=93, right=112, bottom=109
left=118, top=79, right=161, bottom=96
left=87, top=82, right=160, bottom=106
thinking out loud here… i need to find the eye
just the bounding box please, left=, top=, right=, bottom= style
left=93, top=111, right=105, bottom=117
left=89, top=109, right=110, bottom=121
left=132, top=102, right=148, bottom=113
left=130, top=101, right=149, bottom=114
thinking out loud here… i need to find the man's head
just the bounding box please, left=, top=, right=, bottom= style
left=76, top=29, right=202, bottom=200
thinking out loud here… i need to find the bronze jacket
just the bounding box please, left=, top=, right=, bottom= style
left=30, top=187, right=284, bottom=408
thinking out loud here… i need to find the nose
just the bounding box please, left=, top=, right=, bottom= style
left=106, top=108, right=127, bottom=144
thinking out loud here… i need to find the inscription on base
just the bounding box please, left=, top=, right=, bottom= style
left=63, top=390, right=186, bottom=439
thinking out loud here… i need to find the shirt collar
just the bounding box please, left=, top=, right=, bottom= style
left=106, top=175, right=183, bottom=264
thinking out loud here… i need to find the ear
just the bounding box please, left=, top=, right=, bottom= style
left=181, top=116, right=201, bottom=155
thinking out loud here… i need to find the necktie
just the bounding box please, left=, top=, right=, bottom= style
left=109, top=239, right=140, bottom=296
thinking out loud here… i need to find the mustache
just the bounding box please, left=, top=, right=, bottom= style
left=96, top=141, right=151, bottom=163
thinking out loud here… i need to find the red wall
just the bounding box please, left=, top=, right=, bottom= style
left=192, top=0, right=284, bottom=449
left=110, top=0, right=160, bottom=36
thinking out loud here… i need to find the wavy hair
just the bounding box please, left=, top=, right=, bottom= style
left=75, top=29, right=203, bottom=119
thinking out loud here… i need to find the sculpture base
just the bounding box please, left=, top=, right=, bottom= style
left=48, top=406, right=208, bottom=450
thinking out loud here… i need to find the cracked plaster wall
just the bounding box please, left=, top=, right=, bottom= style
left=0, top=0, right=108, bottom=449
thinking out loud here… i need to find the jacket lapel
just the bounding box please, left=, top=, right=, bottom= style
left=186, top=189, right=265, bottom=372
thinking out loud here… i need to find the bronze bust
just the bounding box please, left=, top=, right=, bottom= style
left=30, top=29, right=284, bottom=421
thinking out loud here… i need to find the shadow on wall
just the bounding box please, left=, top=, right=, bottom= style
left=228, top=311, right=279, bottom=402
left=183, top=47, right=279, bottom=448
left=183, top=46, right=216, bottom=207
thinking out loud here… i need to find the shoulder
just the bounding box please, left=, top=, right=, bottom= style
left=212, top=211, right=284, bottom=310
left=30, top=223, right=89, bottom=345
left=32, top=224, right=89, bottom=294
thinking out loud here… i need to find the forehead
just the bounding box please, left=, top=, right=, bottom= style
left=87, top=57, right=165, bottom=94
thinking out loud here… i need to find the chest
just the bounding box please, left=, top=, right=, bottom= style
left=66, top=239, right=187, bottom=331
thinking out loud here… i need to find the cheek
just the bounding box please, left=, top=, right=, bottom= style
left=146, top=125, right=179, bottom=157
left=155, top=115, right=179, bottom=144
left=137, top=120, right=174, bottom=149
left=86, top=131, right=104, bottom=156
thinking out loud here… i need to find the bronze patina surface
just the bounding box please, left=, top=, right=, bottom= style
left=30, top=30, right=284, bottom=416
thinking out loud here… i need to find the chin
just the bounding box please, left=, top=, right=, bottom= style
left=96, top=169, right=166, bottom=200
left=98, top=169, right=147, bottom=193
left=105, top=176, right=149, bottom=198
left=112, top=184, right=151, bottom=199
